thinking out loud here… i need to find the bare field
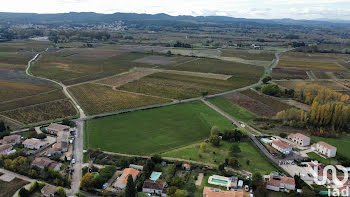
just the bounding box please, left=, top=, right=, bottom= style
left=282, top=99, right=311, bottom=111
left=221, top=49, right=275, bottom=61
left=68, top=83, right=171, bottom=115
left=133, top=55, right=194, bottom=65
left=160, top=69, right=232, bottom=80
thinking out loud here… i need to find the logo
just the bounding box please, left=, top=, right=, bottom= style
left=310, top=161, right=349, bottom=196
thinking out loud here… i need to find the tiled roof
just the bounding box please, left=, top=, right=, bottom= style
left=318, top=141, right=336, bottom=150
left=203, top=187, right=243, bottom=197
left=48, top=123, right=70, bottom=132
left=143, top=179, right=167, bottom=190
left=272, top=139, right=292, bottom=149
left=2, top=135, right=20, bottom=144
left=115, top=168, right=141, bottom=187
left=292, top=133, right=309, bottom=140
left=0, top=144, right=12, bottom=152
left=267, top=175, right=295, bottom=187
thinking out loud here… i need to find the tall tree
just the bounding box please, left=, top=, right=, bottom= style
left=125, top=175, right=136, bottom=197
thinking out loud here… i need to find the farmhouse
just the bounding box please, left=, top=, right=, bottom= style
left=47, top=123, right=70, bottom=135
left=57, top=132, right=69, bottom=143
left=41, top=184, right=57, bottom=197
left=114, top=168, right=141, bottom=189
left=203, top=187, right=244, bottom=197
left=31, top=157, right=62, bottom=171
left=271, top=139, right=292, bottom=154
left=142, top=179, right=168, bottom=197
left=287, top=133, right=310, bottom=146
left=182, top=163, right=191, bottom=171
left=23, top=138, right=48, bottom=150
left=266, top=175, right=295, bottom=192
left=311, top=141, right=337, bottom=158
left=0, top=144, right=12, bottom=156
left=46, top=142, right=68, bottom=156
left=2, top=135, right=21, bottom=145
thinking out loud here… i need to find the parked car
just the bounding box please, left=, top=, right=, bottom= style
left=72, top=159, right=76, bottom=164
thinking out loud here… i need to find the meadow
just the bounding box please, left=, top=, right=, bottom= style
left=117, top=72, right=238, bottom=100
left=84, top=101, right=235, bottom=155
left=1, top=99, right=77, bottom=124
left=68, top=83, right=171, bottom=115
left=162, top=141, right=277, bottom=174
left=207, top=97, right=258, bottom=121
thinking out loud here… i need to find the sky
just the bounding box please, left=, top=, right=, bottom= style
left=1, top=0, right=350, bottom=20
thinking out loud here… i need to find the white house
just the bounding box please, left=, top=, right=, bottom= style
left=287, top=133, right=310, bottom=147
left=271, top=139, right=292, bottom=154
left=23, top=138, right=48, bottom=150
left=142, top=180, right=168, bottom=197
left=266, top=175, right=295, bottom=192
left=311, top=141, right=337, bottom=158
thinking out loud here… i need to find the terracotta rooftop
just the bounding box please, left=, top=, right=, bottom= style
left=203, top=187, right=243, bottom=197
left=272, top=139, right=292, bottom=149
left=23, top=138, right=46, bottom=147
left=53, top=142, right=68, bottom=150
left=57, top=132, right=69, bottom=140
left=0, top=144, right=12, bottom=153
left=143, top=179, right=167, bottom=190
left=317, top=141, right=336, bottom=150
left=267, top=175, right=295, bottom=187
left=48, top=123, right=70, bottom=132
left=32, top=157, right=56, bottom=168
left=115, top=168, right=141, bottom=187
left=291, top=133, right=309, bottom=140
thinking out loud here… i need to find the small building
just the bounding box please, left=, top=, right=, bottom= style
left=142, top=179, right=168, bottom=197
left=287, top=133, right=310, bottom=147
left=47, top=142, right=68, bottom=156
left=41, top=184, right=57, bottom=197
left=182, top=163, right=191, bottom=171
left=22, top=138, right=48, bottom=150
left=47, top=123, right=70, bottom=135
left=2, top=135, right=21, bottom=145
left=203, top=187, right=244, bottom=197
left=311, top=141, right=337, bottom=158
left=114, top=168, right=141, bottom=189
left=271, top=139, right=292, bottom=154
left=57, top=132, right=69, bottom=143
left=266, top=175, right=295, bottom=192
left=31, top=157, right=62, bottom=171
left=0, top=144, right=12, bottom=156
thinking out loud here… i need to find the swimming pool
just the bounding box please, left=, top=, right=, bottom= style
left=211, top=178, right=228, bottom=184
left=150, top=172, right=162, bottom=181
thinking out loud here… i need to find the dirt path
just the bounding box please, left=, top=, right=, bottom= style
left=306, top=70, right=316, bottom=80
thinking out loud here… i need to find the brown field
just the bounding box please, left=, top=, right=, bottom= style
left=68, top=83, right=172, bottom=115
left=278, top=52, right=344, bottom=71
left=282, top=99, right=311, bottom=111
left=272, top=68, right=309, bottom=80
left=0, top=80, right=56, bottom=102
left=312, top=71, right=332, bottom=79
left=334, top=72, right=350, bottom=79
left=275, top=80, right=348, bottom=91
left=68, top=48, right=127, bottom=58
left=96, top=68, right=159, bottom=87
left=1, top=99, right=77, bottom=124
left=160, top=70, right=232, bottom=80
left=223, top=93, right=277, bottom=117
left=0, top=90, right=66, bottom=112
left=0, top=178, right=29, bottom=197
left=336, top=80, right=350, bottom=89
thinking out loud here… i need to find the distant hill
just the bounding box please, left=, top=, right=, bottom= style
left=0, top=12, right=349, bottom=27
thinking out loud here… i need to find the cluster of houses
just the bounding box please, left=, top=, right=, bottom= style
left=262, top=133, right=337, bottom=159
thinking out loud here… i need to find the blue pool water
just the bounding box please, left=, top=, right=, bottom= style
left=150, top=172, right=161, bottom=180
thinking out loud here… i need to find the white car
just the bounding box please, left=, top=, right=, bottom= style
left=72, top=159, right=76, bottom=164
left=245, top=185, right=249, bottom=192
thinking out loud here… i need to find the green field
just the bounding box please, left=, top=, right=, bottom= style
left=118, top=72, right=239, bottom=100
left=207, top=97, right=258, bottom=121
left=307, top=152, right=336, bottom=165
left=85, top=101, right=235, bottom=155
left=162, top=141, right=277, bottom=174
left=0, top=178, right=29, bottom=197
left=310, top=136, right=350, bottom=159
left=68, top=83, right=171, bottom=115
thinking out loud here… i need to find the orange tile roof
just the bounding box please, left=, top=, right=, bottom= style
left=293, top=133, right=309, bottom=140
left=203, top=187, right=243, bottom=197
left=267, top=175, right=295, bottom=187
left=272, top=139, right=292, bottom=149
left=115, top=168, right=141, bottom=187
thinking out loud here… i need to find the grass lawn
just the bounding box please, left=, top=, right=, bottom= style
left=0, top=52, right=13, bottom=56
left=162, top=141, right=277, bottom=174
left=207, top=97, right=258, bottom=121
left=0, top=178, right=29, bottom=197
left=310, top=135, right=350, bottom=159
left=85, top=101, right=235, bottom=155
left=307, top=152, right=336, bottom=165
